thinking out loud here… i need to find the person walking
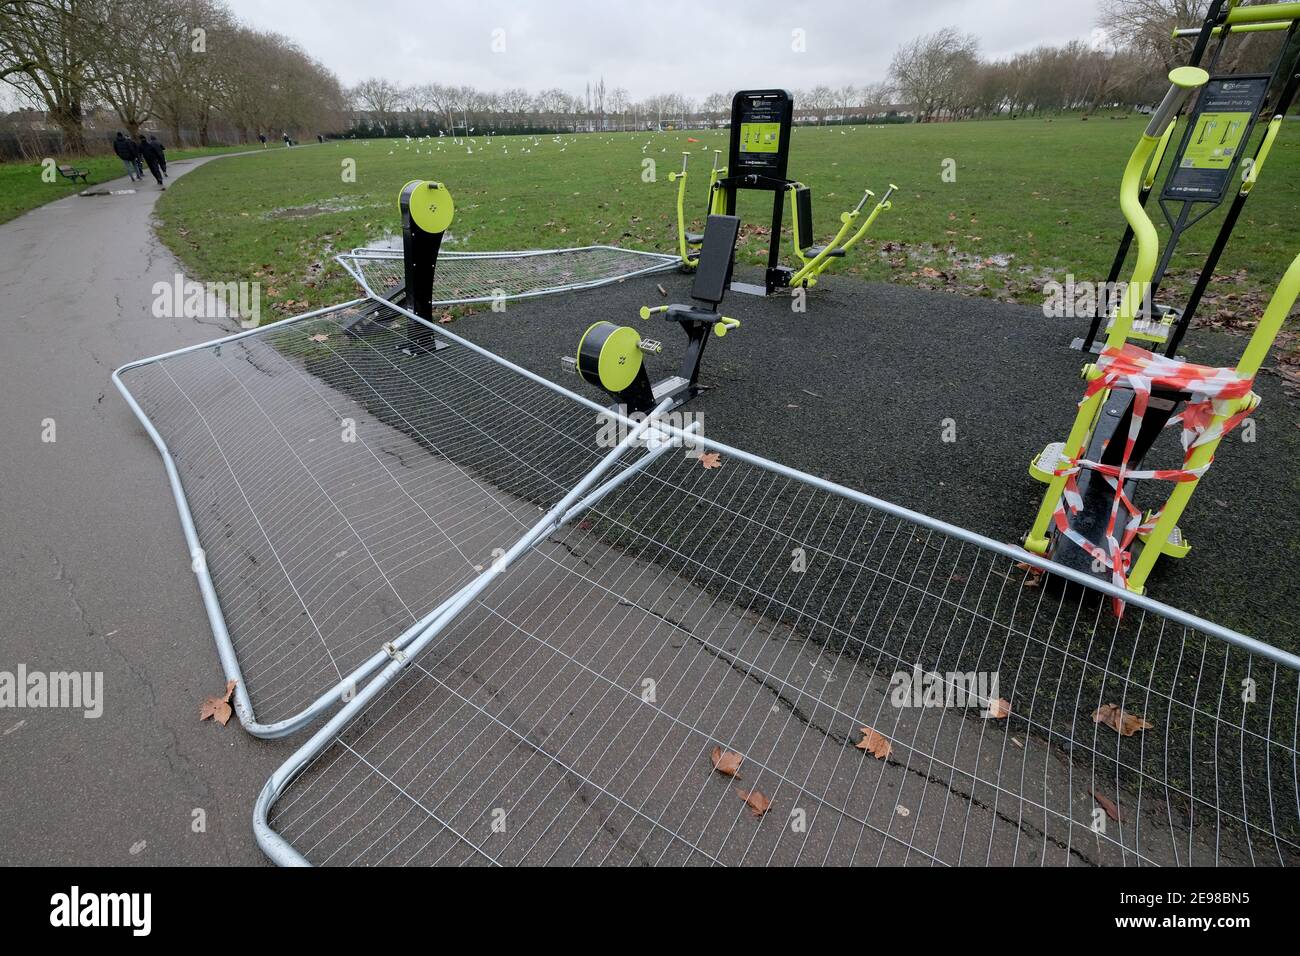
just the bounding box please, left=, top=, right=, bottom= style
left=258, top=132, right=267, bottom=148
left=137, top=134, right=166, bottom=189
left=148, top=133, right=168, bottom=177
left=112, top=132, right=138, bottom=181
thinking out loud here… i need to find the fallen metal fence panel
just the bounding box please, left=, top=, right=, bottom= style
left=251, top=299, right=1300, bottom=867
left=337, top=244, right=677, bottom=305
left=115, top=299, right=642, bottom=736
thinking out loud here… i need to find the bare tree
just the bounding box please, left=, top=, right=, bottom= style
left=889, top=28, right=980, bottom=121
left=0, top=0, right=96, bottom=151
left=349, top=76, right=400, bottom=130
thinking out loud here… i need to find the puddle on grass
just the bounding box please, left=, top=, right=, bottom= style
left=264, top=197, right=387, bottom=221
left=363, top=231, right=466, bottom=251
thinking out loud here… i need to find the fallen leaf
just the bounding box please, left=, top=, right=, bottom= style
left=1093, top=703, right=1153, bottom=736
left=856, top=726, right=892, bottom=760
left=199, top=680, right=237, bottom=726
left=710, top=746, right=743, bottom=778
left=699, top=452, right=722, bottom=469
left=1015, top=560, right=1045, bottom=588
left=309, top=333, right=329, bottom=342
left=737, top=787, right=771, bottom=817
left=987, top=697, right=1012, bottom=719
left=1093, top=790, right=1122, bottom=822
left=438, top=313, right=454, bottom=324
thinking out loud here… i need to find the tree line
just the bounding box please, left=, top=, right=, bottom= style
left=344, top=77, right=905, bottom=137
left=0, top=0, right=347, bottom=155
left=889, top=2, right=1289, bottom=122
left=343, top=4, right=1290, bottom=136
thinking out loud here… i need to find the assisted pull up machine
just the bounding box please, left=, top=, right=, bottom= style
left=1027, top=66, right=1300, bottom=601
left=1076, top=0, right=1300, bottom=356
left=570, top=214, right=742, bottom=413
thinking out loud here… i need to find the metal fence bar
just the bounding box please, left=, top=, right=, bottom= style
left=336, top=244, right=677, bottom=307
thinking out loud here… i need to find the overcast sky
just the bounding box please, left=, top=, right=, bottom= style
left=224, top=0, right=1108, bottom=101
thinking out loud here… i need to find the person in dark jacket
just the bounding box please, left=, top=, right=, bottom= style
left=112, top=132, right=138, bottom=181
left=148, top=134, right=167, bottom=176
left=258, top=132, right=267, bottom=147
left=137, top=134, right=165, bottom=188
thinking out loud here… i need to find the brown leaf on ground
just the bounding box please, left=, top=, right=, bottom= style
left=309, top=333, right=329, bottom=342
left=856, top=726, right=893, bottom=760
left=199, top=680, right=237, bottom=726
left=710, top=746, right=743, bottom=778
left=737, top=788, right=771, bottom=817
left=1014, top=560, right=1045, bottom=588
left=699, top=452, right=722, bottom=469
left=1093, top=790, right=1122, bottom=822
left=438, top=313, right=454, bottom=324
left=1093, top=703, right=1153, bottom=736
left=987, top=698, right=1012, bottom=719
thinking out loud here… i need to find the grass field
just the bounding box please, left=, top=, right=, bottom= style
left=151, top=118, right=1300, bottom=329
left=0, top=143, right=254, bottom=224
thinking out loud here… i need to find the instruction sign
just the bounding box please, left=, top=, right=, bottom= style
left=1162, top=75, right=1269, bottom=203
left=728, top=90, right=793, bottom=179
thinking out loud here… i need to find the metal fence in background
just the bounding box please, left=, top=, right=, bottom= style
left=337, top=245, right=677, bottom=306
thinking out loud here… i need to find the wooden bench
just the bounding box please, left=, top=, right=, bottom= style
left=57, top=165, right=89, bottom=184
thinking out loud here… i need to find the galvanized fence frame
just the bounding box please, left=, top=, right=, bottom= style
left=113, top=248, right=1300, bottom=863
left=337, top=244, right=678, bottom=306
left=249, top=296, right=1300, bottom=866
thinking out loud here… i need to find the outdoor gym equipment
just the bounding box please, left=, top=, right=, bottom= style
left=671, top=89, right=896, bottom=296
left=570, top=214, right=742, bottom=413
left=787, top=182, right=897, bottom=288
left=1027, top=65, right=1300, bottom=598
left=669, top=150, right=728, bottom=270
left=1077, top=0, right=1300, bottom=356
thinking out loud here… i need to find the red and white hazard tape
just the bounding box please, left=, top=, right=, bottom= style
left=1047, top=344, right=1255, bottom=611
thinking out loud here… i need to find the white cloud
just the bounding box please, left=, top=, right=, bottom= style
left=224, top=0, right=1104, bottom=100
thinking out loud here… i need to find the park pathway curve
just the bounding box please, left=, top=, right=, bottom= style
left=0, top=152, right=287, bottom=864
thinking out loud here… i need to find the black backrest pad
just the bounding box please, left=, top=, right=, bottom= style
left=794, top=187, right=813, bottom=250
left=691, top=214, right=741, bottom=306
